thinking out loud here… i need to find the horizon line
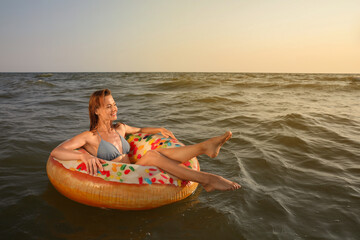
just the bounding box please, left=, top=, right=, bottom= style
left=1, top=71, right=359, bottom=75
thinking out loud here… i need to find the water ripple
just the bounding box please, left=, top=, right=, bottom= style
left=1, top=72, right=359, bottom=239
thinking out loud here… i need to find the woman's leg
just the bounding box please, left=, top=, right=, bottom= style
left=136, top=149, right=241, bottom=192
left=155, top=131, right=232, bottom=163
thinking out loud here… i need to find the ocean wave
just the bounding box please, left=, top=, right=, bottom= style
left=312, top=74, right=360, bottom=82
left=0, top=91, right=16, bottom=99
left=26, top=79, right=56, bottom=87
left=232, top=80, right=360, bottom=91
left=192, top=95, right=246, bottom=105
left=233, top=81, right=280, bottom=89
left=150, top=78, right=210, bottom=91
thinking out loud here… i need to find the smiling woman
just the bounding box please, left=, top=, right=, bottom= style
left=48, top=88, right=240, bottom=209
left=47, top=134, right=201, bottom=210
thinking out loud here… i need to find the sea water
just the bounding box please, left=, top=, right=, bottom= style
left=0, top=72, right=359, bottom=239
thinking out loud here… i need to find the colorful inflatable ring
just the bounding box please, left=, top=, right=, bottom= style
left=46, top=133, right=200, bottom=210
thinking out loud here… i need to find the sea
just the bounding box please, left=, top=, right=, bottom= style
left=0, top=72, right=359, bottom=240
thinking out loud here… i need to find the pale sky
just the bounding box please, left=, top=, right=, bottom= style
left=0, top=0, right=359, bottom=73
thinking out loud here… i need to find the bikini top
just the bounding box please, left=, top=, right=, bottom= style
left=96, top=130, right=130, bottom=161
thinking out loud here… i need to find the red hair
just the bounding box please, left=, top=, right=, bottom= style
left=89, top=89, right=112, bottom=131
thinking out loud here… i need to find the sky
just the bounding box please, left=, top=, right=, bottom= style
left=0, top=0, right=359, bottom=73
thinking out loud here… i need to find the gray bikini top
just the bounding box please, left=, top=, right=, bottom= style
left=96, top=130, right=130, bottom=161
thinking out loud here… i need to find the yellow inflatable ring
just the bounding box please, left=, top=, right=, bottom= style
left=46, top=133, right=200, bottom=210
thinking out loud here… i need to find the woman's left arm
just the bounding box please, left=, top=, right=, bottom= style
left=122, top=124, right=177, bottom=140
left=141, top=127, right=177, bottom=139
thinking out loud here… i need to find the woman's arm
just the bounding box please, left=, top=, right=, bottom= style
left=50, top=131, right=106, bottom=175
left=140, top=127, right=177, bottom=139
left=122, top=124, right=177, bottom=140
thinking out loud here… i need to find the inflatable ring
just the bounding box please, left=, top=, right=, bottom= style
left=46, top=133, right=200, bottom=210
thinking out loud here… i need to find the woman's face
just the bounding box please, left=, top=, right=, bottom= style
left=96, top=95, right=118, bottom=121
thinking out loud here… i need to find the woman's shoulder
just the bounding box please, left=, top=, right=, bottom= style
left=114, top=122, right=126, bottom=130
left=59, top=130, right=98, bottom=149
left=79, top=130, right=100, bottom=146
left=77, top=130, right=98, bottom=140
left=114, top=122, right=127, bottom=135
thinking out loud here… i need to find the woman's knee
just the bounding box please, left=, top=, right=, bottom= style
left=141, top=150, right=161, bottom=164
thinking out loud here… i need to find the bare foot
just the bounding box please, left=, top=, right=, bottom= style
left=204, top=131, right=232, bottom=158
left=202, top=174, right=241, bottom=192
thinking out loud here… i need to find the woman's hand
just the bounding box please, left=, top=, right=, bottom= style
left=159, top=128, right=177, bottom=140
left=81, top=153, right=107, bottom=176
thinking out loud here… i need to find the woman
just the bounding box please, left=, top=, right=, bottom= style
left=51, top=89, right=241, bottom=192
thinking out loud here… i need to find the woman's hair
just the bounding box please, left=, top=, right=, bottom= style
left=89, top=89, right=112, bottom=131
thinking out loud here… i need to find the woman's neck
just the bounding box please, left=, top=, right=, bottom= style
left=97, top=120, right=113, bottom=133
